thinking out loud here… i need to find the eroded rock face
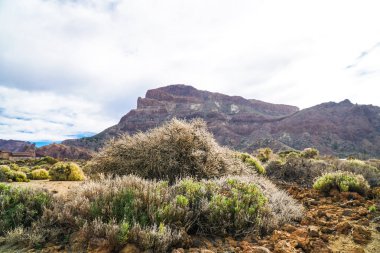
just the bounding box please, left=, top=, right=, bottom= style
left=36, top=143, right=93, bottom=160
left=63, top=84, right=380, bottom=158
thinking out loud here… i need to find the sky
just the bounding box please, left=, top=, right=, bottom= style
left=0, top=0, right=379, bottom=144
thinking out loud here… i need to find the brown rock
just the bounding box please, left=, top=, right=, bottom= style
left=282, top=224, right=297, bottom=233
left=308, top=226, right=320, bottom=237
left=250, top=246, right=272, bottom=253
left=172, top=249, right=185, bottom=253
left=352, top=225, right=372, bottom=244
left=336, top=221, right=352, bottom=235
left=119, top=244, right=140, bottom=253
left=200, top=250, right=215, bottom=253
left=274, top=240, right=297, bottom=253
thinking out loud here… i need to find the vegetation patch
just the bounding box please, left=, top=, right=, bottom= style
left=87, top=119, right=248, bottom=182
left=28, top=169, right=49, bottom=180
left=239, top=153, right=266, bottom=174
left=313, top=171, right=370, bottom=195
left=49, top=162, right=85, bottom=181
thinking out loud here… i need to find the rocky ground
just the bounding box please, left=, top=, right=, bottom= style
left=1, top=183, right=379, bottom=253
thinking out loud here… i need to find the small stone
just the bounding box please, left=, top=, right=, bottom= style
left=119, top=244, right=140, bottom=253
left=336, top=221, right=352, bottom=235
left=352, top=225, right=372, bottom=245
left=308, top=226, right=320, bottom=237
left=200, top=250, right=215, bottom=253
left=172, top=249, right=185, bottom=253
left=251, top=246, right=271, bottom=253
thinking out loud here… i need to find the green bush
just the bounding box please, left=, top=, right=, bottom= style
left=278, top=150, right=301, bottom=158
left=87, top=119, right=248, bottom=182
left=239, top=153, right=266, bottom=174
left=301, top=148, right=319, bottom=159
left=313, top=171, right=370, bottom=195
left=9, top=163, right=20, bottom=171
left=29, top=169, right=49, bottom=180
left=0, top=184, right=52, bottom=236
left=49, top=162, right=85, bottom=181
left=19, top=166, right=30, bottom=173
left=39, top=156, right=58, bottom=165
left=256, top=148, right=272, bottom=163
left=338, top=159, right=380, bottom=187
left=24, top=175, right=302, bottom=252
left=0, top=166, right=29, bottom=182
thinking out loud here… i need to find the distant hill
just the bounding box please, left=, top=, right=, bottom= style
left=62, top=84, right=380, bottom=158
left=0, top=139, right=35, bottom=152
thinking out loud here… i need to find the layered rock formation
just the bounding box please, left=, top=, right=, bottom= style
left=63, top=84, right=380, bottom=158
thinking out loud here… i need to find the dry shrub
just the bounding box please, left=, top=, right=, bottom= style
left=266, top=156, right=334, bottom=187
left=24, top=175, right=302, bottom=252
left=87, top=118, right=248, bottom=182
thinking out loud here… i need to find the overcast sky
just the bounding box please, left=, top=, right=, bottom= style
left=0, top=0, right=379, bottom=144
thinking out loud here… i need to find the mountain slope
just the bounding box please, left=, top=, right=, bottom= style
left=0, top=139, right=35, bottom=152
left=63, top=84, right=380, bottom=158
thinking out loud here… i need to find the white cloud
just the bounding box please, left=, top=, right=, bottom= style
left=0, top=0, right=380, bottom=141
left=0, top=86, right=114, bottom=141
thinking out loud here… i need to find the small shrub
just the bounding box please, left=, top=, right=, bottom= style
left=239, top=153, right=266, bottom=174
left=368, top=205, right=377, bottom=213
left=29, top=169, right=49, bottom=180
left=19, top=166, right=30, bottom=173
left=301, top=148, right=319, bottom=159
left=278, top=150, right=301, bottom=158
left=9, top=163, right=20, bottom=171
left=0, top=184, right=52, bottom=235
left=39, top=156, right=58, bottom=165
left=49, top=162, right=85, bottom=181
left=256, top=148, right=272, bottom=163
left=0, top=165, right=12, bottom=181
left=338, top=159, right=380, bottom=187
left=313, top=171, right=370, bottom=195
left=11, top=171, right=29, bottom=182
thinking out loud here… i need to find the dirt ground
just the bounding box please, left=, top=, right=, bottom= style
left=4, top=180, right=84, bottom=197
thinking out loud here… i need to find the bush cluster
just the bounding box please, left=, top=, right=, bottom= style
left=87, top=119, right=248, bottom=182
left=49, top=162, right=85, bottom=181
left=300, top=148, right=319, bottom=159
left=313, top=171, right=370, bottom=195
left=0, top=184, right=52, bottom=236
left=0, top=165, right=29, bottom=182
left=256, top=148, right=273, bottom=163
left=16, top=175, right=301, bottom=252
left=337, top=159, right=380, bottom=187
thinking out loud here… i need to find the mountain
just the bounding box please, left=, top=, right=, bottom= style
left=36, top=143, right=93, bottom=160
left=62, top=84, right=299, bottom=150
left=0, top=139, right=35, bottom=152
left=62, top=84, right=380, bottom=158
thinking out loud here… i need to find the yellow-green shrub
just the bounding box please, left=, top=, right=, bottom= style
left=29, top=169, right=49, bottom=180
left=49, top=162, right=85, bottom=181
left=301, top=148, right=319, bottom=159
left=257, top=148, right=272, bottom=163
left=239, top=153, right=266, bottom=174
left=313, top=171, right=369, bottom=195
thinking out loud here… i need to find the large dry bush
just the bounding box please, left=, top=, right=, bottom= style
left=87, top=118, right=248, bottom=182
left=14, top=175, right=302, bottom=252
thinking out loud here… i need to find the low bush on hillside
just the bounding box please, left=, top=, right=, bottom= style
left=0, top=184, right=52, bottom=236
left=313, top=171, right=370, bottom=195
left=49, top=162, right=85, bottom=181
left=337, top=159, right=380, bottom=187
left=239, top=153, right=266, bottom=174
left=266, top=156, right=333, bottom=187
left=13, top=175, right=302, bottom=252
left=87, top=119, right=248, bottom=182
left=28, top=169, right=49, bottom=180
left=256, top=148, right=272, bottom=163
left=300, top=148, right=319, bottom=159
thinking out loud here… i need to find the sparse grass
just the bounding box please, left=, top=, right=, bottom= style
left=313, top=171, right=370, bottom=195
left=49, top=162, right=85, bottom=181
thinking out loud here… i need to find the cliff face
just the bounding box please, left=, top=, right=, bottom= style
left=63, top=84, right=380, bottom=158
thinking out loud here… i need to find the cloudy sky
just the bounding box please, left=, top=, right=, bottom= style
left=0, top=0, right=379, bottom=145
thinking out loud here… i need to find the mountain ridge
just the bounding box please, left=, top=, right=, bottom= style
left=62, top=84, right=380, bottom=158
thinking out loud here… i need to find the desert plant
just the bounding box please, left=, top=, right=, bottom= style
left=368, top=205, right=377, bottom=213
left=301, top=148, right=319, bottom=159
left=256, top=148, right=273, bottom=163
left=49, top=162, right=85, bottom=181
left=29, top=169, right=49, bottom=180
left=87, top=118, right=248, bottom=182
left=313, top=171, right=370, bottom=195
left=0, top=184, right=52, bottom=235
left=337, top=159, right=380, bottom=187
left=22, top=175, right=302, bottom=252
left=239, top=153, right=265, bottom=174
left=19, top=166, right=30, bottom=173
